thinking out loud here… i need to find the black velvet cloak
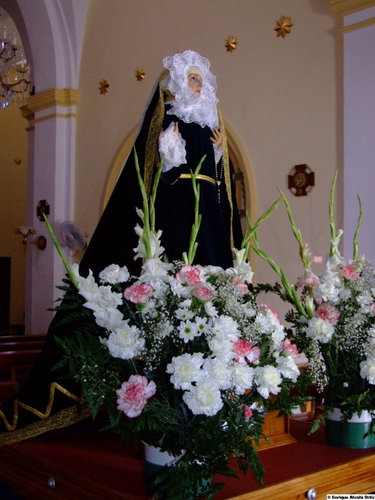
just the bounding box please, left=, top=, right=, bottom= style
left=0, top=72, right=242, bottom=444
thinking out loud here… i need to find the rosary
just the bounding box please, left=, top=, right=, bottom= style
left=215, top=158, right=224, bottom=204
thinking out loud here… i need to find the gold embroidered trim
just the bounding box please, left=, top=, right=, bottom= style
left=144, top=69, right=169, bottom=196
left=218, top=108, right=234, bottom=250
left=0, top=404, right=91, bottom=447
left=179, top=173, right=216, bottom=186
left=0, top=382, right=81, bottom=432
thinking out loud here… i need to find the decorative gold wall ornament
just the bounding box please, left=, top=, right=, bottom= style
left=14, top=157, right=22, bottom=165
left=135, top=68, right=146, bottom=81
left=274, top=16, right=293, bottom=38
left=225, top=36, right=238, bottom=53
left=99, top=79, right=109, bottom=95
left=288, top=164, right=315, bottom=197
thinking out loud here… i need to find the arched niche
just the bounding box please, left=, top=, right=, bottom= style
left=103, top=121, right=256, bottom=237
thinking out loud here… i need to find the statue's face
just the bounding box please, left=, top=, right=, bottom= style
left=187, top=72, right=203, bottom=96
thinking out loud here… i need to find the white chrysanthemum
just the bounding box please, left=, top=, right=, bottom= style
left=203, top=358, right=232, bottom=390
left=166, top=353, right=204, bottom=390
left=255, top=365, right=282, bottom=399
left=175, top=306, right=195, bottom=321
left=212, top=315, right=240, bottom=342
left=360, top=358, right=375, bottom=384
left=232, top=362, right=255, bottom=394
left=276, top=355, right=300, bottom=383
left=178, top=320, right=200, bottom=343
left=99, top=264, right=130, bottom=284
left=194, top=316, right=211, bottom=335
left=306, top=317, right=335, bottom=343
left=107, top=322, right=145, bottom=359
left=182, top=380, right=223, bottom=416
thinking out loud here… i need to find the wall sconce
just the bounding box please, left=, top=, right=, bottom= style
left=15, top=226, right=47, bottom=252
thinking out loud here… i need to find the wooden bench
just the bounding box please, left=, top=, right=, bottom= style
left=0, top=349, right=43, bottom=404
left=0, top=334, right=47, bottom=343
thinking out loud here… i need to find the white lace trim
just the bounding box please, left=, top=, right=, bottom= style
left=162, top=50, right=219, bottom=129
left=158, top=122, right=187, bottom=172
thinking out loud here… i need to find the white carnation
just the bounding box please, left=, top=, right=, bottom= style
left=306, top=317, right=335, bottom=343
left=255, top=365, right=282, bottom=399
left=276, top=355, right=300, bottom=383
left=212, top=315, right=240, bottom=342
left=99, top=264, right=130, bottom=284
left=203, top=358, right=232, bottom=390
left=107, top=322, right=144, bottom=359
left=166, top=353, right=204, bottom=390
left=232, top=362, right=255, bottom=394
left=182, top=380, right=223, bottom=416
left=360, top=358, right=375, bottom=384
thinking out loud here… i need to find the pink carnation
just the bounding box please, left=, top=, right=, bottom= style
left=261, top=304, right=280, bottom=322
left=342, top=265, right=360, bottom=281
left=124, top=283, right=154, bottom=304
left=176, top=265, right=201, bottom=285
left=116, top=375, right=157, bottom=418
left=233, top=340, right=260, bottom=363
left=231, top=277, right=249, bottom=296
left=191, top=284, right=216, bottom=302
left=315, top=302, right=340, bottom=325
left=282, top=339, right=298, bottom=357
left=240, top=404, right=253, bottom=421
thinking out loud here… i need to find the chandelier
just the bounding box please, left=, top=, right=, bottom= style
left=0, top=19, right=31, bottom=108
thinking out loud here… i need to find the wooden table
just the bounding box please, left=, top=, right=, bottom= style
left=0, top=417, right=375, bottom=499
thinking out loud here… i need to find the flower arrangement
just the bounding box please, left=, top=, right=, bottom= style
left=47, top=152, right=307, bottom=499
left=254, top=171, right=375, bottom=433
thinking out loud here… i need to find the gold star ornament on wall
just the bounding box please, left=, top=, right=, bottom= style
left=14, top=157, right=22, bottom=165
left=99, top=79, right=109, bottom=95
left=274, top=16, right=293, bottom=38
left=135, top=68, right=146, bottom=81
left=225, top=36, right=238, bottom=53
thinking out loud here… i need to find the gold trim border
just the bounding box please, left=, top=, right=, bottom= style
left=340, top=16, right=375, bottom=31
left=0, top=404, right=91, bottom=447
left=20, top=88, right=80, bottom=120
left=329, top=0, right=375, bottom=16
left=0, top=382, right=81, bottom=432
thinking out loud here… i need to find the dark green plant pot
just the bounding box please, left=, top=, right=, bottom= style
left=325, top=408, right=375, bottom=449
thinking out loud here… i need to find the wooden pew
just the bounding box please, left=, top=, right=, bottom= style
left=0, top=349, right=43, bottom=404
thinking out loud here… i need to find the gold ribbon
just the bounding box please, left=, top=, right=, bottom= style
left=179, top=173, right=216, bottom=186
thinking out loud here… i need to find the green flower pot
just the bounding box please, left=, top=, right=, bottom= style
left=325, top=408, right=375, bottom=449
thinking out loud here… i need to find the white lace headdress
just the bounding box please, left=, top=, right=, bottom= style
left=161, top=50, right=219, bottom=129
